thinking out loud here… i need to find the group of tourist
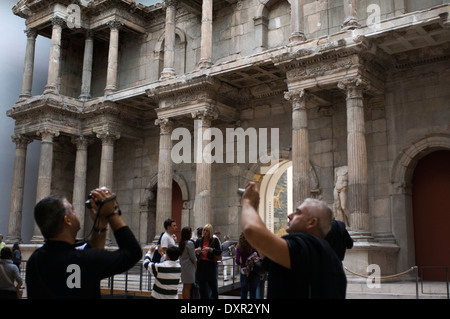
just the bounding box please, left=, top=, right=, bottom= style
left=143, top=219, right=237, bottom=299
left=0, top=182, right=352, bottom=299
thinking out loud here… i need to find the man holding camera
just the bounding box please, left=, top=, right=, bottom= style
left=26, top=187, right=142, bottom=299
left=241, top=182, right=347, bottom=299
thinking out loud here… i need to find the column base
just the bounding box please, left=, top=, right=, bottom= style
left=344, top=241, right=401, bottom=283
left=30, top=235, right=45, bottom=245
left=79, top=93, right=91, bottom=102
left=104, top=87, right=117, bottom=96
left=43, top=84, right=58, bottom=94
left=160, top=68, right=176, bottom=80
left=18, top=93, right=32, bottom=101
left=349, top=230, right=375, bottom=242
left=5, top=235, right=22, bottom=245
left=342, top=17, right=360, bottom=30
left=289, top=32, right=306, bottom=43
left=198, top=59, right=212, bottom=69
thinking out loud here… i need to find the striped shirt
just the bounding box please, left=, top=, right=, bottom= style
left=146, top=260, right=181, bottom=299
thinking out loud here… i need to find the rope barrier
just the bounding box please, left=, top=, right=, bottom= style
left=344, top=266, right=416, bottom=280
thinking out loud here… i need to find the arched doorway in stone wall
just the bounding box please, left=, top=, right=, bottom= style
left=412, top=150, right=450, bottom=281
left=142, top=173, right=189, bottom=245
left=391, top=134, right=450, bottom=277
left=171, top=180, right=183, bottom=243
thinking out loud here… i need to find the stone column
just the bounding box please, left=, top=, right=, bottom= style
left=192, top=109, right=218, bottom=227
left=97, top=131, right=119, bottom=189
left=44, top=17, right=65, bottom=93
left=31, top=129, right=60, bottom=244
left=72, top=136, right=90, bottom=240
left=6, top=135, right=32, bottom=243
left=19, top=29, right=37, bottom=100
left=161, top=0, right=178, bottom=79
left=285, top=89, right=310, bottom=208
left=104, top=20, right=123, bottom=95
left=79, top=31, right=94, bottom=101
left=338, top=77, right=372, bottom=240
left=199, top=0, right=213, bottom=68
left=154, top=118, right=174, bottom=235
left=342, top=0, right=360, bottom=30
left=97, top=131, right=119, bottom=245
left=289, top=0, right=306, bottom=42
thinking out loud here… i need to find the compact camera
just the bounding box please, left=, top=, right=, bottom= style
left=237, top=188, right=246, bottom=196
left=85, top=193, right=101, bottom=209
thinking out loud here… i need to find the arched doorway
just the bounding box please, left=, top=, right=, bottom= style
left=258, top=160, right=293, bottom=236
left=171, top=180, right=183, bottom=243
left=143, top=174, right=189, bottom=244
left=412, top=150, right=450, bottom=281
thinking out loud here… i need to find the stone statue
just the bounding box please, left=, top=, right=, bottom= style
left=334, top=166, right=350, bottom=227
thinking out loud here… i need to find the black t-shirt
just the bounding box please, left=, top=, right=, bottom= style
left=26, top=226, right=142, bottom=299
left=263, top=232, right=347, bottom=299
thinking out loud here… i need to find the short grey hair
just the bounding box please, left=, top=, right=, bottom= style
left=303, top=198, right=333, bottom=238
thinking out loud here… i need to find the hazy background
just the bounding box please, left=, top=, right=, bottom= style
left=0, top=0, right=49, bottom=243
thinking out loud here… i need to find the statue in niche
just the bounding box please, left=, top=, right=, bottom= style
left=333, top=166, right=350, bottom=228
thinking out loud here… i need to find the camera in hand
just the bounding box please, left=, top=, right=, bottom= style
left=85, top=193, right=101, bottom=209
left=237, top=188, right=246, bottom=196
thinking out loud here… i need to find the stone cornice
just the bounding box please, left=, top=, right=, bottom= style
left=146, top=75, right=222, bottom=101
left=7, top=94, right=82, bottom=121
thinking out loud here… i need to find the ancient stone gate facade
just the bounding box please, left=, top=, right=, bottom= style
left=5, top=0, right=450, bottom=278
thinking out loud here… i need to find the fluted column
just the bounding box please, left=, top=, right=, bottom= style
left=19, top=29, right=37, bottom=100
left=31, top=129, right=60, bottom=243
left=285, top=90, right=310, bottom=208
left=6, top=135, right=32, bottom=243
left=72, top=136, right=90, bottom=239
left=342, top=0, right=360, bottom=30
left=44, top=17, right=65, bottom=93
left=79, top=31, right=94, bottom=101
left=104, top=20, right=122, bottom=95
left=199, top=0, right=213, bottom=68
left=155, top=118, right=174, bottom=235
left=338, top=77, right=372, bottom=240
left=161, top=0, right=178, bottom=79
left=192, top=109, right=218, bottom=227
left=289, top=0, right=306, bottom=43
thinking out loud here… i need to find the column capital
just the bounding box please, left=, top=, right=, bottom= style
left=191, top=107, right=219, bottom=126
left=37, top=129, right=60, bottom=142
left=51, top=16, right=66, bottom=28
left=85, top=30, right=95, bottom=39
left=155, top=118, right=174, bottom=135
left=71, top=135, right=92, bottom=150
left=165, top=0, right=179, bottom=8
left=11, top=135, right=32, bottom=149
left=107, top=19, right=124, bottom=31
left=284, top=89, right=310, bottom=111
left=338, top=77, right=370, bottom=99
left=24, top=28, right=37, bottom=39
left=96, top=130, right=120, bottom=145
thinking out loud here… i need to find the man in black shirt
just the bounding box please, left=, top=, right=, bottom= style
left=241, top=182, right=347, bottom=299
left=26, top=187, right=142, bottom=299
